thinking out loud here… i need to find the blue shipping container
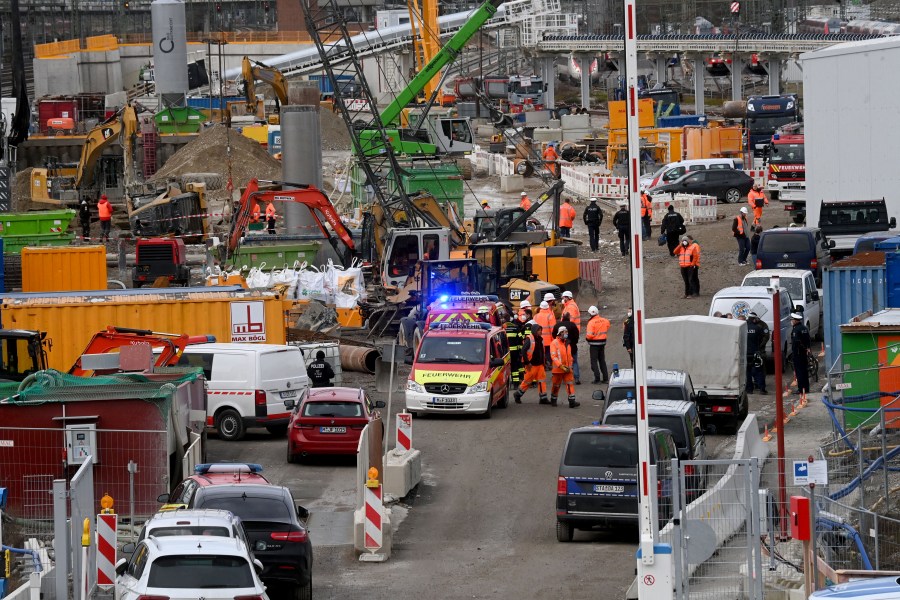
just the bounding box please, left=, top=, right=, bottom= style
left=886, top=251, right=900, bottom=308
left=822, top=254, right=887, bottom=373
left=657, top=115, right=708, bottom=128
left=268, top=128, right=282, bottom=155
left=308, top=74, right=354, bottom=95
left=186, top=96, right=245, bottom=111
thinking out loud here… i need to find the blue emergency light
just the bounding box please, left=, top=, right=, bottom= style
left=0, top=486, right=7, bottom=509
left=612, top=363, right=620, bottom=378
left=194, top=463, right=264, bottom=475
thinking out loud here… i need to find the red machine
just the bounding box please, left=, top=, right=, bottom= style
left=69, top=326, right=215, bottom=376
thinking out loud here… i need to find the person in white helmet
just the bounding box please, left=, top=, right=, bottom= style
left=515, top=319, right=548, bottom=404
left=476, top=305, right=491, bottom=324
left=520, top=191, right=532, bottom=211
left=544, top=292, right=561, bottom=321
left=534, top=300, right=556, bottom=369
left=733, top=206, right=751, bottom=265
left=549, top=326, right=579, bottom=408
left=585, top=305, right=611, bottom=384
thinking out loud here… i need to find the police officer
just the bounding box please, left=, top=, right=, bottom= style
left=583, top=197, right=603, bottom=251
left=308, top=351, right=336, bottom=388
left=612, top=201, right=631, bottom=256
left=790, top=312, right=811, bottom=397
left=746, top=311, right=770, bottom=394
left=79, top=198, right=92, bottom=240
left=504, top=308, right=525, bottom=386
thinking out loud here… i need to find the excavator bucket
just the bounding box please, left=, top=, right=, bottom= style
left=29, top=168, right=62, bottom=205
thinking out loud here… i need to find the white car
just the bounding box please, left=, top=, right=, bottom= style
left=116, top=535, right=268, bottom=600
left=741, top=268, right=822, bottom=339
left=810, top=576, right=900, bottom=600
left=122, top=509, right=250, bottom=557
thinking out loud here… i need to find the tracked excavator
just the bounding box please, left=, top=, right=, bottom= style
left=239, top=56, right=289, bottom=124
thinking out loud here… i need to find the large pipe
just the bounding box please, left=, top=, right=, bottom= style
left=281, top=102, right=322, bottom=235
left=339, top=345, right=378, bottom=374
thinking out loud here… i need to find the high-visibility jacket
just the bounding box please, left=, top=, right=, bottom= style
left=640, top=194, right=653, bottom=218
left=675, top=243, right=700, bottom=268
left=748, top=189, right=768, bottom=208
left=265, top=203, right=277, bottom=219
left=504, top=321, right=522, bottom=352
left=550, top=337, right=573, bottom=373
left=560, top=203, right=577, bottom=228
left=520, top=196, right=532, bottom=210
left=733, top=215, right=747, bottom=237
left=251, top=202, right=261, bottom=223
left=97, top=200, right=112, bottom=220
left=562, top=299, right=581, bottom=332
left=534, top=310, right=556, bottom=347
left=585, top=315, right=611, bottom=345
left=543, top=146, right=558, bottom=162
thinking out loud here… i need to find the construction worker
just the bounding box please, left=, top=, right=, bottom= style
left=748, top=183, right=769, bottom=227
left=543, top=142, right=559, bottom=178
left=518, top=299, right=532, bottom=320
left=559, top=313, right=581, bottom=385
left=612, top=201, right=631, bottom=256
left=585, top=305, right=610, bottom=384
left=515, top=321, right=548, bottom=404
left=97, top=194, right=112, bottom=242
left=660, top=204, right=686, bottom=257
left=583, top=197, right=603, bottom=251
left=265, top=200, right=277, bottom=234
left=550, top=326, right=580, bottom=408
left=520, top=192, right=532, bottom=211
left=544, top=292, right=562, bottom=321
left=480, top=199, right=491, bottom=210
left=559, top=197, right=576, bottom=237
left=561, top=291, right=580, bottom=332
left=504, top=309, right=525, bottom=386
left=251, top=200, right=261, bottom=223
left=675, top=235, right=700, bottom=298
left=79, top=198, right=91, bottom=240
left=534, top=300, right=556, bottom=368
left=640, top=188, right=653, bottom=241
left=733, top=206, right=751, bottom=265
left=790, top=312, right=811, bottom=398
left=622, top=308, right=635, bottom=367
left=308, top=351, right=336, bottom=387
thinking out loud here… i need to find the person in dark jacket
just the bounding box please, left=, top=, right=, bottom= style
left=582, top=197, right=603, bottom=252
left=622, top=309, right=635, bottom=366
left=790, top=313, right=811, bottom=397
left=659, top=204, right=686, bottom=256
left=612, top=202, right=631, bottom=256
left=560, top=313, right=581, bottom=385
left=746, top=312, right=770, bottom=394
left=79, top=198, right=91, bottom=240
left=750, top=226, right=762, bottom=266
left=308, top=351, right=336, bottom=387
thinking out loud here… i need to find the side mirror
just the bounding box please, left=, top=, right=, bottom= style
left=489, top=358, right=505, bottom=368
left=404, top=354, right=414, bottom=366
left=115, top=558, right=128, bottom=576
left=891, top=217, right=897, bottom=229
left=374, top=400, right=386, bottom=409
left=811, top=291, right=819, bottom=301
left=682, top=182, right=689, bottom=187
left=591, top=390, right=606, bottom=402
left=694, top=426, right=703, bottom=437
left=253, top=558, right=264, bottom=573
left=679, top=449, right=691, bottom=460
left=695, top=390, right=708, bottom=399
left=156, top=493, right=169, bottom=503
left=283, top=399, right=296, bottom=410
left=296, top=506, right=310, bottom=521
left=122, top=542, right=136, bottom=555
left=828, top=240, right=836, bottom=249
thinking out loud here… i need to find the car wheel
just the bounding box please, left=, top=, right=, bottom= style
left=266, top=424, right=288, bottom=437
left=556, top=520, right=574, bottom=542
left=725, top=188, right=742, bottom=204
left=498, top=385, right=510, bottom=409
left=216, top=409, right=245, bottom=441
left=295, top=575, right=312, bottom=600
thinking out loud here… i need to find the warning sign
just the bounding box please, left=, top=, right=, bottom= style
left=231, top=301, right=267, bottom=342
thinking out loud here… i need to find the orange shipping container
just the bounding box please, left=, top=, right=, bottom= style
left=21, top=245, right=108, bottom=292
left=607, top=98, right=656, bottom=130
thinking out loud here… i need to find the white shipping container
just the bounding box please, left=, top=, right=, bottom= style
left=801, top=37, right=900, bottom=228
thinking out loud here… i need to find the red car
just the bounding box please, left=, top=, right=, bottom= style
left=157, top=462, right=271, bottom=510
left=286, top=387, right=385, bottom=462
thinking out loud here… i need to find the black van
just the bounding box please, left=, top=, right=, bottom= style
left=755, top=226, right=832, bottom=285
left=556, top=425, right=678, bottom=542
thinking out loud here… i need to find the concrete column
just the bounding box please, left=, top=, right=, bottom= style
left=653, top=55, right=667, bottom=86
left=691, top=55, right=705, bottom=115
left=281, top=104, right=322, bottom=234
left=543, top=56, right=556, bottom=108
left=767, top=57, right=782, bottom=96
left=578, top=54, right=591, bottom=109
left=730, top=57, right=746, bottom=102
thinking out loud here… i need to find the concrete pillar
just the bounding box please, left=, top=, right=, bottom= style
left=730, top=57, right=745, bottom=102
left=767, top=57, right=782, bottom=96
left=691, top=55, right=705, bottom=115
left=653, top=55, right=667, bottom=86
left=543, top=56, right=556, bottom=108
left=578, top=54, right=591, bottom=109
left=281, top=104, right=322, bottom=234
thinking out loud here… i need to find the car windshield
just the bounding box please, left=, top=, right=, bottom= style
left=604, top=415, right=687, bottom=448
left=748, top=115, right=796, bottom=134
left=199, top=497, right=292, bottom=521
left=416, top=336, right=485, bottom=364
left=769, top=143, right=804, bottom=163
left=564, top=432, right=644, bottom=467
left=607, top=386, right=686, bottom=403
left=820, top=203, right=889, bottom=229
left=302, top=401, right=362, bottom=418
left=744, top=276, right=802, bottom=300
left=147, top=555, right=254, bottom=588
left=148, top=526, right=230, bottom=538
left=759, top=233, right=812, bottom=253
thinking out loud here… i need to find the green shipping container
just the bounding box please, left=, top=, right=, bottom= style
left=839, top=309, right=900, bottom=428
left=2, top=234, right=76, bottom=255
left=154, top=107, right=206, bottom=134
left=0, top=210, right=75, bottom=236
left=395, top=163, right=464, bottom=215
left=229, top=241, right=322, bottom=271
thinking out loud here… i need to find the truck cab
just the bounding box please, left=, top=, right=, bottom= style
left=766, top=131, right=805, bottom=202
left=0, top=330, right=49, bottom=382
left=132, top=238, right=191, bottom=288
left=381, top=228, right=451, bottom=289
left=818, top=198, right=896, bottom=258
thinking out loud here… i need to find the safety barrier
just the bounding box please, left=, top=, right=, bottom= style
left=578, top=259, right=602, bottom=293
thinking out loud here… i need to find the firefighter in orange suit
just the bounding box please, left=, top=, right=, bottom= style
left=515, top=321, right=548, bottom=405
left=550, top=326, right=580, bottom=408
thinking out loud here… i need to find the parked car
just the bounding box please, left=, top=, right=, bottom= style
left=809, top=576, right=900, bottom=600
left=601, top=399, right=707, bottom=465
left=116, top=535, right=269, bottom=600
left=709, top=286, right=794, bottom=359
left=190, top=484, right=313, bottom=599
left=601, top=368, right=698, bottom=414
left=285, top=387, right=385, bottom=462
left=641, top=158, right=740, bottom=189
left=127, top=509, right=250, bottom=553
left=177, top=343, right=310, bottom=441
left=157, top=462, right=270, bottom=511
left=741, top=268, right=822, bottom=339
left=755, top=226, right=832, bottom=285
left=651, top=168, right=754, bottom=203
left=556, top=425, right=678, bottom=541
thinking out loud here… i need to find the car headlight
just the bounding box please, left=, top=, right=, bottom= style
left=467, top=381, right=488, bottom=394
left=406, top=380, right=425, bottom=393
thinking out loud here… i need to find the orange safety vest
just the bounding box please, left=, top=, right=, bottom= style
left=265, top=203, right=276, bottom=218
left=640, top=194, right=653, bottom=218
left=585, top=315, right=610, bottom=343
left=97, top=200, right=112, bottom=220
left=520, top=196, right=532, bottom=210
left=251, top=202, right=261, bottom=223
left=734, top=215, right=745, bottom=236
left=676, top=243, right=700, bottom=268
left=560, top=203, right=576, bottom=228
left=543, top=146, right=558, bottom=161
left=523, top=332, right=536, bottom=361
left=550, top=337, right=573, bottom=373
left=534, top=310, right=556, bottom=347
left=562, top=299, right=581, bottom=331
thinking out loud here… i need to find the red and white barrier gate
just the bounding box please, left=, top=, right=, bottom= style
left=364, top=484, right=383, bottom=550
left=396, top=412, right=412, bottom=452
left=96, top=513, right=117, bottom=588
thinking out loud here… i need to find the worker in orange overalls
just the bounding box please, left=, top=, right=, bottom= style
left=265, top=200, right=277, bottom=234
left=534, top=300, right=556, bottom=369
left=560, top=290, right=580, bottom=333
left=515, top=321, right=548, bottom=405
left=520, top=192, right=532, bottom=211
left=585, top=305, right=610, bottom=384
left=251, top=201, right=261, bottom=223
left=748, top=183, right=769, bottom=226
left=640, top=188, right=653, bottom=241
left=550, top=326, right=580, bottom=408
left=559, top=197, right=576, bottom=237
left=543, top=143, right=559, bottom=178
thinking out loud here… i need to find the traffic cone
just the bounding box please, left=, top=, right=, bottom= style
left=763, top=424, right=772, bottom=442
left=789, top=400, right=798, bottom=418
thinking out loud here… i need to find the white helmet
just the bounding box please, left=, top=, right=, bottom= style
left=540, top=301, right=550, bottom=310
left=521, top=192, right=527, bottom=196
left=520, top=300, right=532, bottom=309
left=588, top=306, right=599, bottom=316
left=557, top=326, right=568, bottom=336
left=561, top=290, right=573, bottom=299
left=543, top=292, right=556, bottom=302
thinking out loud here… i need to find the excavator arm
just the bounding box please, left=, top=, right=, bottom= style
left=241, top=56, right=288, bottom=115
left=228, top=178, right=356, bottom=259
left=69, top=326, right=215, bottom=376
left=74, top=105, right=138, bottom=190
left=494, top=181, right=565, bottom=240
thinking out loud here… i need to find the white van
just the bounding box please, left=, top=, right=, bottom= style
left=708, top=286, right=794, bottom=359
left=741, top=269, right=821, bottom=340
left=177, top=344, right=310, bottom=441
left=642, top=158, right=741, bottom=190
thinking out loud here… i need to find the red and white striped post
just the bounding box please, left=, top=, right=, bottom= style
left=360, top=466, right=386, bottom=561
left=96, top=513, right=117, bottom=589
left=396, top=412, right=412, bottom=453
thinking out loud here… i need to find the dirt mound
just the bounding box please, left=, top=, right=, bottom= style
left=319, top=109, right=351, bottom=151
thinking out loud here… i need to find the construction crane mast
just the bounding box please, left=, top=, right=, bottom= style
left=407, top=0, right=444, bottom=105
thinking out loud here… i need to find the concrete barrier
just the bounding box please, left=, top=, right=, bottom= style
left=384, top=448, right=422, bottom=498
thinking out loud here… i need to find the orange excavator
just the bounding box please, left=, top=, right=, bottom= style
left=227, top=178, right=357, bottom=265
left=69, top=326, right=216, bottom=376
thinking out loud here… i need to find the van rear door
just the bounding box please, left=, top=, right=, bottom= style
left=259, top=348, right=309, bottom=422
left=560, top=431, right=640, bottom=519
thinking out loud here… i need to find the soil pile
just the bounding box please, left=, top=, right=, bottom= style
left=319, top=109, right=352, bottom=151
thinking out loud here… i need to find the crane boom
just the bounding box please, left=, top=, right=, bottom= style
left=74, top=105, right=137, bottom=189
left=241, top=56, right=289, bottom=116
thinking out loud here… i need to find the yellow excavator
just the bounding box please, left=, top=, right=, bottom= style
left=240, top=56, right=288, bottom=125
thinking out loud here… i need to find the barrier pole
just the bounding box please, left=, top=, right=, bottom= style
left=80, top=518, right=90, bottom=600
left=772, top=286, right=787, bottom=538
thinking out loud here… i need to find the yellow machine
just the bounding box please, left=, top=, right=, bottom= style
left=241, top=56, right=288, bottom=124
left=406, top=0, right=446, bottom=105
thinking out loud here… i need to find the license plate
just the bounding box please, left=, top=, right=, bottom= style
left=431, top=396, right=459, bottom=404
left=594, top=484, right=625, bottom=493
left=320, top=426, right=346, bottom=434
left=280, top=390, right=297, bottom=399
left=776, top=262, right=795, bottom=268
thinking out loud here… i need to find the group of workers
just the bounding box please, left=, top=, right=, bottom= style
left=251, top=200, right=278, bottom=234
left=78, top=194, right=114, bottom=242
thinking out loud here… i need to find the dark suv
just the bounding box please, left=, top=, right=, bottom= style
left=556, top=425, right=677, bottom=542
left=653, top=169, right=754, bottom=203
left=755, top=226, right=832, bottom=285
left=191, top=484, right=313, bottom=599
